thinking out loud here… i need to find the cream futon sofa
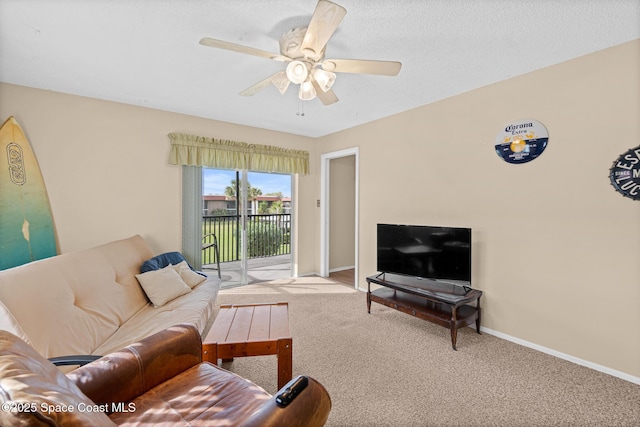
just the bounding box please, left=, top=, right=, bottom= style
left=0, top=235, right=220, bottom=363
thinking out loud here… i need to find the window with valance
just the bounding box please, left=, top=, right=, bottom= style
left=169, top=132, right=307, bottom=271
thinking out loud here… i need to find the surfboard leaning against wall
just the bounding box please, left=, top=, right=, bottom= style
left=0, top=116, right=58, bottom=270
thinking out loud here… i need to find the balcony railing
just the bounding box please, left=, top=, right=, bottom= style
left=202, top=214, right=291, bottom=264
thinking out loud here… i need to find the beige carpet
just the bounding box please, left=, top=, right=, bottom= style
left=217, top=278, right=639, bottom=427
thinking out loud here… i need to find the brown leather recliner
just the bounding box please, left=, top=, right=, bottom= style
left=0, top=324, right=331, bottom=426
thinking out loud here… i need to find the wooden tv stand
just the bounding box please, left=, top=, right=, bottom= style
left=366, top=274, right=482, bottom=350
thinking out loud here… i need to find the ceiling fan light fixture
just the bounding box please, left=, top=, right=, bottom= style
left=200, top=1, right=401, bottom=106
left=286, top=60, right=309, bottom=84
left=299, top=80, right=317, bottom=101
left=311, top=68, right=336, bottom=92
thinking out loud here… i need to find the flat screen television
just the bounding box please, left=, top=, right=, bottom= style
left=377, top=224, right=471, bottom=285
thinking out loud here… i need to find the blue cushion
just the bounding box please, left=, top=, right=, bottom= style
left=140, top=252, right=206, bottom=277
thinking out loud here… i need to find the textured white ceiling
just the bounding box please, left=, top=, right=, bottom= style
left=1, top=0, right=639, bottom=137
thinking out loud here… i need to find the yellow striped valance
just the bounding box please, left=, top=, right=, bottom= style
left=168, top=133, right=309, bottom=175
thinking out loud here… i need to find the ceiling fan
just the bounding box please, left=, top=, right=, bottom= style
left=199, top=0, right=402, bottom=105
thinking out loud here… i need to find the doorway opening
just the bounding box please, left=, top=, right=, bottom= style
left=202, top=168, right=293, bottom=287
left=320, top=147, right=359, bottom=289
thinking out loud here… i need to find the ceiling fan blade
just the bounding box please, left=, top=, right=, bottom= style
left=322, top=59, right=402, bottom=76
left=269, top=71, right=291, bottom=95
left=311, top=78, right=339, bottom=105
left=316, top=88, right=339, bottom=105
left=199, top=37, right=289, bottom=62
left=301, top=0, right=347, bottom=59
left=240, top=71, right=291, bottom=96
left=239, top=72, right=281, bottom=96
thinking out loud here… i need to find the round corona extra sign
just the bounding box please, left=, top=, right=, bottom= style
left=495, top=119, right=549, bottom=164
left=609, top=146, right=640, bottom=201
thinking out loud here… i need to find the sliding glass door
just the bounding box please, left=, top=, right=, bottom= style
left=201, top=168, right=292, bottom=286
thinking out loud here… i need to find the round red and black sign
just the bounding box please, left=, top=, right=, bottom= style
left=609, top=146, right=640, bottom=201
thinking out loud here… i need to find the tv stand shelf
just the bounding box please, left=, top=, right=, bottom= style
left=366, top=274, right=482, bottom=350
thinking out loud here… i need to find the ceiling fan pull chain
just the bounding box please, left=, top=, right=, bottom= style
left=296, top=100, right=305, bottom=117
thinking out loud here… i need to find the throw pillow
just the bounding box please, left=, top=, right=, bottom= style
left=135, top=266, right=191, bottom=307
left=172, top=261, right=207, bottom=288
left=140, top=251, right=187, bottom=273
left=140, top=252, right=207, bottom=278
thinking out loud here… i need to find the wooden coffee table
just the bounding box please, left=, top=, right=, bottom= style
left=202, top=302, right=292, bottom=389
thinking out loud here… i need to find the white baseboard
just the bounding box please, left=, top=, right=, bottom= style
left=329, top=265, right=355, bottom=273
left=481, top=327, right=640, bottom=385
left=299, top=271, right=321, bottom=278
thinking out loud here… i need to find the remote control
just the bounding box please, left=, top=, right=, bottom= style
left=275, top=376, right=309, bottom=407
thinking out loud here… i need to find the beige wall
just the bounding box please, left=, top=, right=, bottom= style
left=329, top=155, right=356, bottom=270
left=1, top=39, right=638, bottom=380
left=318, top=40, right=640, bottom=379
left=0, top=84, right=318, bottom=274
